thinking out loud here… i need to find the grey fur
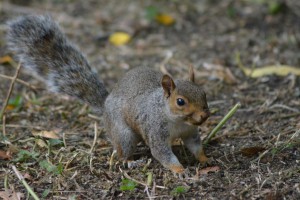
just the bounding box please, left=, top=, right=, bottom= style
left=7, top=15, right=210, bottom=173
left=7, top=15, right=108, bottom=109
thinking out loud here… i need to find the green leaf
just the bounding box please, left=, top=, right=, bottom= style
left=171, top=186, right=189, bottom=196
left=48, top=139, right=63, bottom=147
left=268, top=2, right=284, bottom=15
left=7, top=95, right=23, bottom=111
left=120, top=179, right=137, bottom=191
left=145, top=6, right=159, bottom=21
left=39, top=160, right=64, bottom=175
left=42, top=189, right=50, bottom=198
left=54, top=163, right=64, bottom=175
left=14, top=150, right=39, bottom=162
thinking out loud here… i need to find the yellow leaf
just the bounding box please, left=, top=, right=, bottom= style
left=156, top=14, right=175, bottom=26
left=109, top=32, right=131, bottom=46
left=6, top=105, right=16, bottom=111
left=235, top=53, right=300, bottom=78
left=0, top=55, right=13, bottom=64
left=242, top=65, right=300, bottom=78
left=32, top=130, right=60, bottom=139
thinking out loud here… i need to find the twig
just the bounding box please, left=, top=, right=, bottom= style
left=159, top=51, right=173, bottom=76
left=1, top=62, right=22, bottom=126
left=89, top=122, right=99, bottom=153
left=142, top=159, right=152, bottom=173
left=270, top=112, right=300, bottom=120
left=62, top=132, right=67, bottom=148
left=269, top=104, right=299, bottom=112
left=0, top=124, right=45, bottom=130
left=2, top=115, right=6, bottom=136
left=0, top=73, right=37, bottom=91
left=87, top=114, right=102, bottom=121
left=119, top=167, right=166, bottom=189
left=12, top=165, right=40, bottom=200
left=204, top=102, right=241, bottom=145
left=109, top=150, right=117, bottom=172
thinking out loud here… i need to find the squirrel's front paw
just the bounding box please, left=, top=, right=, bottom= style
left=169, top=164, right=185, bottom=174
left=198, top=150, right=208, bottom=164
left=172, top=167, right=191, bottom=179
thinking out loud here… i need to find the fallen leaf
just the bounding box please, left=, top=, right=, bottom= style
left=0, top=189, right=24, bottom=200
left=0, top=150, right=12, bottom=160
left=35, top=138, right=48, bottom=148
left=109, top=32, right=131, bottom=46
left=240, top=146, right=266, bottom=157
left=199, top=166, right=220, bottom=175
left=32, top=130, right=60, bottom=139
left=236, top=53, right=300, bottom=78
left=243, top=65, right=300, bottom=78
left=156, top=13, right=175, bottom=26
left=0, top=55, right=13, bottom=64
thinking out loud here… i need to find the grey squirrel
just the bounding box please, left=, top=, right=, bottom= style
left=7, top=15, right=210, bottom=173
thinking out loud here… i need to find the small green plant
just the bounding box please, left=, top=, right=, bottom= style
left=171, top=186, right=189, bottom=196
left=39, top=160, right=63, bottom=175
left=14, top=150, right=39, bottom=162
left=120, top=179, right=137, bottom=191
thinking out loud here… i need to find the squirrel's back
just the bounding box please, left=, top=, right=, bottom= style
left=112, top=67, right=162, bottom=98
left=7, top=15, right=108, bottom=109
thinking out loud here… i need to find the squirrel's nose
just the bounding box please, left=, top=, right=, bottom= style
left=200, top=110, right=210, bottom=121
left=193, top=110, right=210, bottom=123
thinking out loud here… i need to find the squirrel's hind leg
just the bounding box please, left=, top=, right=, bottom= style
left=182, top=132, right=208, bottom=164
left=108, top=122, right=140, bottom=161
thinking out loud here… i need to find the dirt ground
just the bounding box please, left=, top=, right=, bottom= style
left=0, top=0, right=299, bottom=199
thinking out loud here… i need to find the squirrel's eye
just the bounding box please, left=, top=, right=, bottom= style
left=176, top=98, right=185, bottom=106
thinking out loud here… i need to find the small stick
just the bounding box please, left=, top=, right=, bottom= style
left=159, top=51, right=172, bottom=76
left=89, top=122, right=98, bottom=153
left=204, top=102, right=241, bottom=145
left=119, top=167, right=165, bottom=189
left=2, top=115, right=6, bottom=136
left=12, top=165, right=40, bottom=200
left=0, top=73, right=37, bottom=90
left=62, top=132, right=67, bottom=148
left=1, top=62, right=21, bottom=124
left=109, top=150, right=117, bottom=172
left=0, top=124, right=44, bottom=130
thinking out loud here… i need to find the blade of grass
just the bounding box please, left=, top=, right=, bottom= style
left=204, top=102, right=241, bottom=145
left=12, top=165, right=40, bottom=200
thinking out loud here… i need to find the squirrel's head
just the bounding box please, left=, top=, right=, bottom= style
left=161, top=65, right=210, bottom=126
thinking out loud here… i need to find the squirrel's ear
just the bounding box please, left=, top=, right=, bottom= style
left=161, top=74, right=176, bottom=97
left=188, top=64, right=195, bottom=83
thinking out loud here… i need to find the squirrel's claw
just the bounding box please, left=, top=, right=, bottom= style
left=172, top=168, right=191, bottom=180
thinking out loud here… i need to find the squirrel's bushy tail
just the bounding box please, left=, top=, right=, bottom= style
left=7, top=15, right=108, bottom=110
